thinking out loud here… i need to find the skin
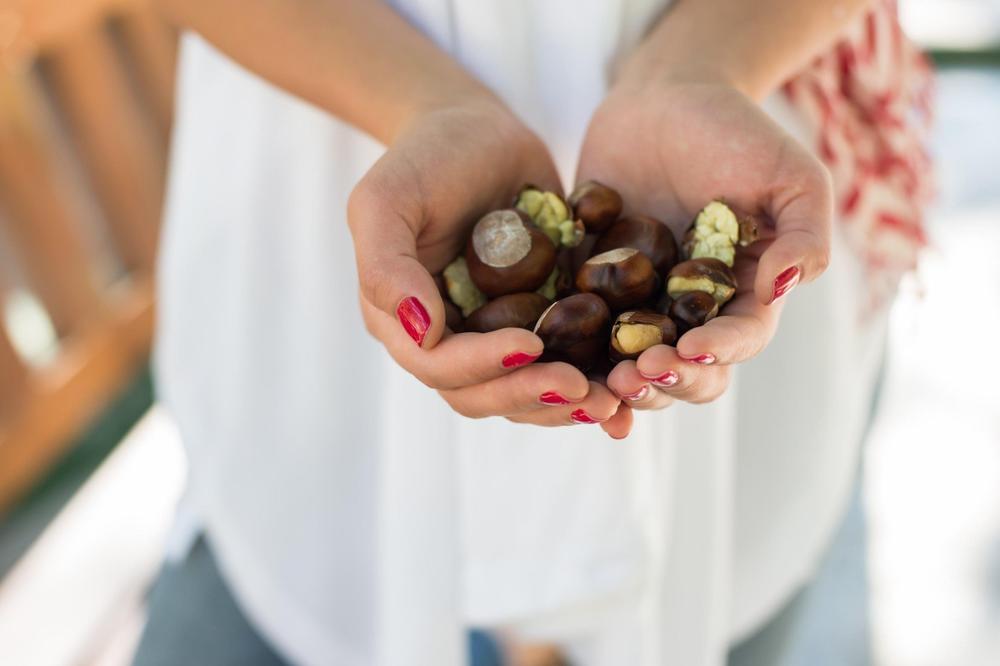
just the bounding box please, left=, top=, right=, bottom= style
left=156, top=0, right=874, bottom=438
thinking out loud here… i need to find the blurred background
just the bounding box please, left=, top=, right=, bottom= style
left=0, top=0, right=997, bottom=664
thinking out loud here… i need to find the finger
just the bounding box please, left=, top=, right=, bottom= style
left=635, top=345, right=732, bottom=404
left=347, top=176, right=447, bottom=349
left=601, top=402, right=634, bottom=440
left=756, top=164, right=833, bottom=304
left=507, top=381, right=621, bottom=427
left=363, top=299, right=544, bottom=390
left=606, top=360, right=675, bottom=411
left=438, top=362, right=589, bottom=419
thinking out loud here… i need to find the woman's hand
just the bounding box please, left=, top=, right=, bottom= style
left=577, top=79, right=833, bottom=411
left=349, top=98, right=631, bottom=436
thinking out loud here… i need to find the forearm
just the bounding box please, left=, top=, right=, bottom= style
left=156, top=0, right=496, bottom=143
left=619, top=0, right=874, bottom=99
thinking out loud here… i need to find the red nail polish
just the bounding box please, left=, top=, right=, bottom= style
left=622, top=385, right=650, bottom=401
left=502, top=351, right=541, bottom=368
left=681, top=353, right=716, bottom=365
left=772, top=266, right=800, bottom=302
left=539, top=391, right=571, bottom=405
left=397, top=296, right=430, bottom=346
left=571, top=409, right=603, bottom=424
left=642, top=370, right=679, bottom=387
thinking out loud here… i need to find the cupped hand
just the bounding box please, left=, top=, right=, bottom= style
left=348, top=98, right=630, bottom=436
left=578, top=80, right=833, bottom=410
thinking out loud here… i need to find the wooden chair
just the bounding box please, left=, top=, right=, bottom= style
left=0, top=0, right=177, bottom=516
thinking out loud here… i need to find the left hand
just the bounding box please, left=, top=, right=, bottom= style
left=576, top=78, right=833, bottom=412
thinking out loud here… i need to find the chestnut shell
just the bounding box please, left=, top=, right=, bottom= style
left=465, top=209, right=557, bottom=297
left=533, top=293, right=611, bottom=371
left=592, top=215, right=679, bottom=275
left=567, top=180, right=623, bottom=233
left=575, top=247, right=657, bottom=311
left=609, top=310, right=677, bottom=362
left=465, top=292, right=552, bottom=333
left=666, top=258, right=737, bottom=304
left=670, top=291, right=720, bottom=333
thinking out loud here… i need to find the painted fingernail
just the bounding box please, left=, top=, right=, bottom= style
left=571, top=409, right=604, bottom=424
left=622, top=385, right=650, bottom=402
left=397, top=296, right=430, bottom=346
left=772, top=266, right=801, bottom=302
left=642, top=370, right=679, bottom=387
left=539, top=391, right=572, bottom=405
left=681, top=353, right=716, bottom=365
left=502, top=351, right=541, bottom=368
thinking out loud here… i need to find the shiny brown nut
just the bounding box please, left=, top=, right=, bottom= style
left=609, top=311, right=677, bottom=362
left=533, top=293, right=611, bottom=371
left=567, top=180, right=623, bottom=233
left=592, top=215, right=679, bottom=275
left=465, top=292, right=552, bottom=333
left=669, top=291, right=719, bottom=332
left=515, top=186, right=584, bottom=248
left=443, top=299, right=464, bottom=332
left=575, top=247, right=657, bottom=311
left=666, top=258, right=737, bottom=305
left=681, top=200, right=759, bottom=266
left=442, top=256, right=487, bottom=316
left=466, top=209, right=557, bottom=297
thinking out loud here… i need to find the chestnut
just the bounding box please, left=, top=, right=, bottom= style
left=609, top=311, right=677, bottom=362
left=666, top=258, right=737, bottom=305
left=465, top=209, right=557, bottom=297
left=592, top=215, right=679, bottom=275
left=669, top=291, right=719, bottom=332
left=533, top=293, right=611, bottom=371
left=682, top=200, right=759, bottom=266
left=515, top=186, right=584, bottom=248
left=442, top=256, right=487, bottom=316
left=575, top=247, right=657, bottom=311
left=465, top=292, right=552, bottom=333
left=567, top=180, right=623, bottom=233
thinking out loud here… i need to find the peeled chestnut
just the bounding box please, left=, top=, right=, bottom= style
left=465, top=292, right=552, bottom=333
left=533, top=293, right=611, bottom=371
left=666, top=258, right=737, bottom=305
left=682, top=200, right=759, bottom=267
left=609, top=311, right=677, bottom=362
left=515, top=186, right=584, bottom=248
left=567, top=180, right=623, bottom=233
left=592, top=215, right=679, bottom=275
left=442, top=256, right=486, bottom=316
left=670, top=291, right=719, bottom=332
left=575, top=247, right=657, bottom=311
left=466, top=209, right=557, bottom=297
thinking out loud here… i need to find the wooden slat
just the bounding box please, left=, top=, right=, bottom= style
left=0, top=277, right=154, bottom=516
left=0, top=71, right=104, bottom=335
left=45, top=23, right=164, bottom=272
left=0, top=0, right=130, bottom=68
left=115, top=5, right=177, bottom=142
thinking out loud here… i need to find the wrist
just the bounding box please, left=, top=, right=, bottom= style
left=615, top=47, right=760, bottom=101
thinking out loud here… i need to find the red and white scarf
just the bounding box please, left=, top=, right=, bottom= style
left=784, top=0, right=935, bottom=314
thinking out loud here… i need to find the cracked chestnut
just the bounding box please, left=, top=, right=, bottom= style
left=609, top=311, right=677, bottom=362
left=666, top=258, right=737, bottom=305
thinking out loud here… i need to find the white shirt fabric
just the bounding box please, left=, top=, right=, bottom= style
left=155, top=1, right=887, bottom=664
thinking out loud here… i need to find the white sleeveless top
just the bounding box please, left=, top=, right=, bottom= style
left=156, top=1, right=887, bottom=664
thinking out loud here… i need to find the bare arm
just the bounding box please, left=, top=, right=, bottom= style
left=620, top=0, right=874, bottom=99
left=155, top=0, right=495, bottom=143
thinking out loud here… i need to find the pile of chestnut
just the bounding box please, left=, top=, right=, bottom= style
left=438, top=182, right=759, bottom=374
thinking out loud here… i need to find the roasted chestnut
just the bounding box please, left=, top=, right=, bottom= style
left=515, top=186, right=584, bottom=248
left=533, top=293, right=611, bottom=371
left=669, top=291, right=719, bottom=332
left=592, top=215, right=679, bottom=275
left=465, top=292, right=552, bottom=333
left=682, top=200, right=759, bottom=266
left=666, top=258, right=737, bottom=305
left=442, top=256, right=487, bottom=316
left=575, top=247, right=657, bottom=311
left=567, top=180, right=623, bottom=233
left=466, top=209, right=557, bottom=297
left=609, top=311, right=677, bottom=361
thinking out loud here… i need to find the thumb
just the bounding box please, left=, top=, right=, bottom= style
left=347, top=184, right=447, bottom=349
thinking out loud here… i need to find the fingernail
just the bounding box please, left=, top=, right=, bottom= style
left=397, top=296, right=430, bottom=346
left=539, top=391, right=571, bottom=405
left=622, top=385, right=650, bottom=401
left=680, top=353, right=716, bottom=365
left=502, top=351, right=541, bottom=368
left=571, top=409, right=604, bottom=424
left=772, top=266, right=800, bottom=302
left=641, top=370, right=679, bottom=387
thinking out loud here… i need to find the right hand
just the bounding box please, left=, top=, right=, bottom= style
left=347, top=98, right=632, bottom=437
